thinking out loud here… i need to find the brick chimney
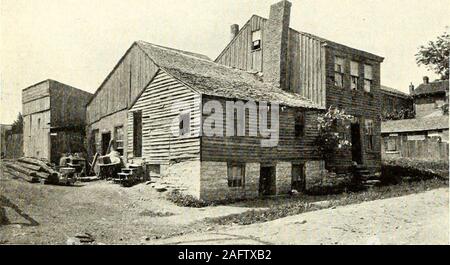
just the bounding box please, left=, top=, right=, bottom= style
left=262, top=0, right=292, bottom=90
left=423, top=76, right=429, bottom=84
left=409, top=83, right=415, bottom=94
left=230, top=24, right=239, bottom=41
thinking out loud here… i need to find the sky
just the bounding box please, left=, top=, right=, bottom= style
left=1, top=0, right=449, bottom=124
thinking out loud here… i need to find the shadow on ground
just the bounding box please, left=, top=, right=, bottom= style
left=0, top=195, right=39, bottom=227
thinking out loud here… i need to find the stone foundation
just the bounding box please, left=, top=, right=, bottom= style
left=275, top=162, right=292, bottom=195
left=160, top=160, right=201, bottom=198
left=199, top=162, right=260, bottom=201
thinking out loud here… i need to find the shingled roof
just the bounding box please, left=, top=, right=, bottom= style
left=412, top=80, right=449, bottom=97
left=136, top=41, right=323, bottom=109
left=381, top=115, right=449, bottom=134
left=380, top=85, right=411, bottom=99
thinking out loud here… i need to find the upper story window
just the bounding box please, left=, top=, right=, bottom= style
left=251, top=30, right=261, bottom=51
left=334, top=57, right=344, bottom=87
left=350, top=61, right=359, bottom=90
left=364, top=64, right=373, bottom=92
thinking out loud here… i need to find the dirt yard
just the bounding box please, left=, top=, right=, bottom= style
left=0, top=167, right=255, bottom=244
left=1, top=163, right=448, bottom=245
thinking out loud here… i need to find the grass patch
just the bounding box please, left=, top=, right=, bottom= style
left=139, top=210, right=175, bottom=217
left=206, top=178, right=448, bottom=226
left=166, top=190, right=210, bottom=208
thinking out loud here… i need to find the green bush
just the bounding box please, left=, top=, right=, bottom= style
left=381, top=158, right=449, bottom=185
left=305, top=174, right=353, bottom=195
left=166, top=190, right=210, bottom=208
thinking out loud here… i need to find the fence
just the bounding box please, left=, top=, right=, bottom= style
left=382, top=138, right=449, bottom=162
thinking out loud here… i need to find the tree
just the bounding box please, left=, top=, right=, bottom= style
left=11, top=113, right=23, bottom=134
left=315, top=107, right=354, bottom=161
left=415, top=30, right=450, bottom=80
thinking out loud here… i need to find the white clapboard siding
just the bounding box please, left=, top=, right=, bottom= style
left=127, top=69, right=201, bottom=163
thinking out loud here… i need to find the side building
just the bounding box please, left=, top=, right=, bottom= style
left=22, top=79, right=92, bottom=163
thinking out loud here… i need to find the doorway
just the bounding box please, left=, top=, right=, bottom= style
left=101, top=132, right=111, bottom=155
left=351, top=122, right=363, bottom=164
left=259, top=166, right=276, bottom=196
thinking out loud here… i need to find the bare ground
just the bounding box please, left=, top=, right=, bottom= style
left=1, top=163, right=448, bottom=245
left=154, top=188, right=450, bottom=245
left=0, top=168, right=254, bottom=244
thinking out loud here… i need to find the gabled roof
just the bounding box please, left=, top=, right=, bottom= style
left=412, top=80, right=449, bottom=97
left=381, top=115, right=449, bottom=134
left=380, top=85, right=411, bottom=99
left=216, top=14, right=383, bottom=63
left=136, top=41, right=322, bottom=109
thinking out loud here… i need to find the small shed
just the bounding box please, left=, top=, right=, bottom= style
left=22, top=79, right=92, bottom=164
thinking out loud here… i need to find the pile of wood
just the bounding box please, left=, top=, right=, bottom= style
left=3, top=157, right=60, bottom=184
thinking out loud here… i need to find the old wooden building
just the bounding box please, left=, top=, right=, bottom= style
left=22, top=79, right=92, bottom=164
left=411, top=77, right=449, bottom=118
left=381, top=115, right=449, bottom=161
left=379, top=85, right=413, bottom=119
left=215, top=0, right=384, bottom=175
left=86, top=0, right=385, bottom=200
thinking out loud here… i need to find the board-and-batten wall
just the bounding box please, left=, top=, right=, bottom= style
left=86, top=44, right=159, bottom=125
left=215, top=15, right=326, bottom=108
left=127, top=70, right=201, bottom=164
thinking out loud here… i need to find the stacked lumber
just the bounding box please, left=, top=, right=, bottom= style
left=4, top=157, right=60, bottom=184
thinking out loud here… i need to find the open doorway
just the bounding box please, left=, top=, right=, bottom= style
left=259, top=166, right=276, bottom=196
left=351, top=122, right=363, bottom=164
left=101, top=132, right=111, bottom=155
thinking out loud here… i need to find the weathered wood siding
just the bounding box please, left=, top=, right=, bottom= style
left=325, top=46, right=382, bottom=172
left=127, top=70, right=201, bottom=163
left=382, top=134, right=449, bottom=162
left=380, top=91, right=413, bottom=117
left=86, top=44, right=159, bottom=125
left=216, top=16, right=266, bottom=71
left=50, top=80, right=92, bottom=128
left=215, top=15, right=326, bottom=107
left=200, top=95, right=321, bottom=163
left=22, top=81, right=50, bottom=104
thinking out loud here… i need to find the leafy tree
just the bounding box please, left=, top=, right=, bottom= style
left=11, top=113, right=23, bottom=134
left=415, top=30, right=450, bottom=80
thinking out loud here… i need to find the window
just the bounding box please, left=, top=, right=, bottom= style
left=350, top=61, right=359, bottom=90
left=295, top=111, right=305, bottom=137
left=365, top=119, right=375, bottom=151
left=114, top=126, right=124, bottom=156
left=179, top=111, right=191, bottom=136
left=251, top=30, right=261, bottom=51
left=334, top=57, right=344, bottom=87
left=133, top=111, right=142, bottom=157
left=364, top=64, right=373, bottom=92
left=291, top=163, right=305, bottom=191
left=227, top=163, right=245, bottom=187
left=386, top=137, right=397, bottom=152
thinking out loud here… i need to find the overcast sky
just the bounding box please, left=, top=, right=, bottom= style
left=1, top=0, right=449, bottom=124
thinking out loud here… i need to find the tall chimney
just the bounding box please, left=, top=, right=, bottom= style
left=230, top=24, right=239, bottom=41
left=262, top=0, right=292, bottom=90
left=409, top=83, right=415, bottom=94
left=423, top=76, right=429, bottom=84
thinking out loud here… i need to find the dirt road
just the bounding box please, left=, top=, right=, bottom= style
left=0, top=169, right=254, bottom=244
left=154, top=188, right=449, bottom=245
